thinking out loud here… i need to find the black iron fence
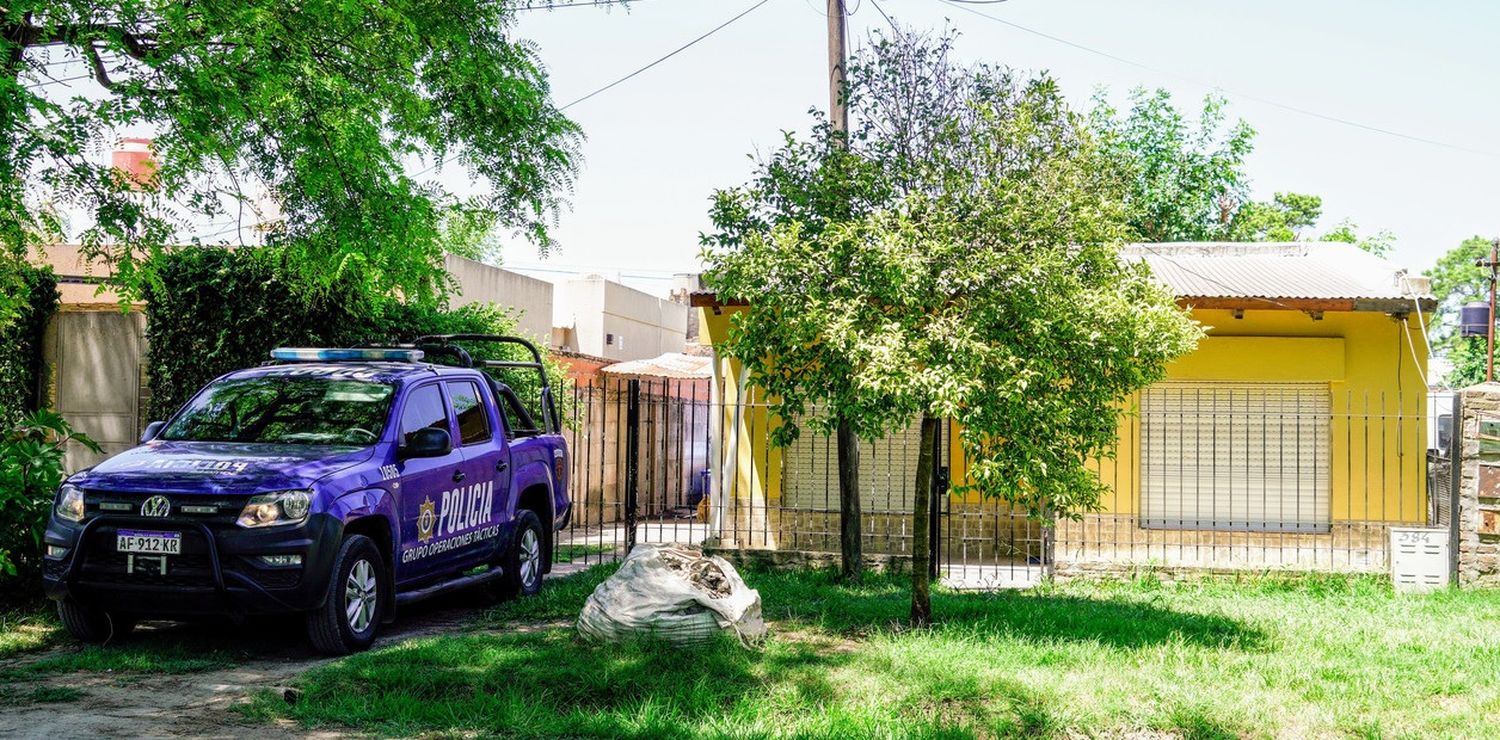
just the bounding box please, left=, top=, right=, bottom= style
left=551, top=378, right=1455, bottom=584
left=551, top=377, right=713, bottom=570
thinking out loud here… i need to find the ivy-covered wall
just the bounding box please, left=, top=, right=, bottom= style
left=0, top=266, right=60, bottom=423
left=143, top=247, right=561, bottom=421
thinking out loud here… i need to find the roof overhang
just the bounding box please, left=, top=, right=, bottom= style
left=1178, top=296, right=1438, bottom=314
left=692, top=291, right=1437, bottom=315
left=689, top=291, right=745, bottom=310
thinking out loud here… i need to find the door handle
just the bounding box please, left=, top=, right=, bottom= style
left=496, top=460, right=509, bottom=473
left=452, top=470, right=466, bottom=483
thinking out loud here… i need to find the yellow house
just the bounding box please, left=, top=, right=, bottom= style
left=695, top=242, right=1437, bottom=576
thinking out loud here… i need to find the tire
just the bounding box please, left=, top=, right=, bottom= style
left=57, top=599, right=133, bottom=644
left=305, top=534, right=387, bottom=655
left=496, top=511, right=545, bottom=601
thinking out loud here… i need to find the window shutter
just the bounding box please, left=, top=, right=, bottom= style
left=783, top=417, right=931, bottom=513
left=1141, top=382, right=1331, bottom=532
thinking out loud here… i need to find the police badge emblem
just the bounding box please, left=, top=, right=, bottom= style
left=417, top=498, right=437, bottom=543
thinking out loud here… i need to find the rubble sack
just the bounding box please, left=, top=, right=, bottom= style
left=577, top=544, right=766, bottom=647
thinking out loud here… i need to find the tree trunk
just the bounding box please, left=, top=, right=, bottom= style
left=836, top=417, right=862, bottom=582
left=910, top=414, right=938, bottom=627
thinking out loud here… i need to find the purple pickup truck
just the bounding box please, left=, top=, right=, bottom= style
left=41, top=335, right=570, bottom=654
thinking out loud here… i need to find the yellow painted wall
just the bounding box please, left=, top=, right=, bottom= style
left=702, top=309, right=785, bottom=546
left=1088, top=308, right=1430, bottom=524
left=702, top=304, right=1432, bottom=529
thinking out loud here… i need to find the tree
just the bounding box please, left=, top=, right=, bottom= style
left=1092, top=89, right=1392, bottom=253
left=1090, top=88, right=1254, bottom=242
left=1424, top=235, right=1496, bottom=386
left=1, top=1, right=587, bottom=328
left=704, top=29, right=1200, bottom=624
left=1321, top=218, right=1394, bottom=257
left=1227, top=191, right=1323, bottom=241
left=701, top=116, right=892, bottom=584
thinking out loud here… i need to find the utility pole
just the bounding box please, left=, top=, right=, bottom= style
left=1486, top=239, right=1500, bottom=382
left=827, top=0, right=848, bottom=135
left=826, top=0, right=862, bottom=582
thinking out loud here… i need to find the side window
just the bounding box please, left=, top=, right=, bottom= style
left=446, top=380, right=492, bottom=446
left=499, top=388, right=540, bottom=437
left=399, top=384, right=450, bottom=446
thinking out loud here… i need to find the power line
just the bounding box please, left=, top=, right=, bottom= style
left=518, top=0, right=646, bottom=9
left=505, top=262, right=694, bottom=279
left=938, top=0, right=1500, bottom=159
left=417, top=0, right=773, bottom=178
left=559, top=0, right=773, bottom=111
left=25, top=73, right=91, bottom=89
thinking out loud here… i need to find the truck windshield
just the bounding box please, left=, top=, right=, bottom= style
left=160, top=377, right=395, bottom=446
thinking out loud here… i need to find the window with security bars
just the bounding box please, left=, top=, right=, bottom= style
left=781, top=417, right=938, bottom=513
left=1141, top=381, right=1331, bottom=532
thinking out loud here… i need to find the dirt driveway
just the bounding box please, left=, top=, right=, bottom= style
left=0, top=596, right=518, bottom=739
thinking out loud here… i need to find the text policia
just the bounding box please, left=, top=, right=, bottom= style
left=402, top=481, right=499, bottom=563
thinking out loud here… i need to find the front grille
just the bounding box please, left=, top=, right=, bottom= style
left=81, top=552, right=216, bottom=588
left=76, top=525, right=218, bottom=589
left=83, top=491, right=248, bottom=525
left=43, top=558, right=68, bottom=579
left=233, top=559, right=302, bottom=590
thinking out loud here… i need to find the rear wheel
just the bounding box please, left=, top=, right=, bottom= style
left=306, top=534, right=387, bottom=655
left=496, top=511, right=545, bottom=600
left=57, top=599, right=133, bottom=644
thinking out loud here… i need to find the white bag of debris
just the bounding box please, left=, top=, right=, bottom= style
left=577, top=544, right=766, bottom=647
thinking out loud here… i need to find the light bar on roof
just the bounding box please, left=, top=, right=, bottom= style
left=269, top=348, right=425, bottom=363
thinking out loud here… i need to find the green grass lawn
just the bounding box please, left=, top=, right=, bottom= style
left=246, top=566, right=1500, bottom=738
left=0, top=602, right=59, bottom=660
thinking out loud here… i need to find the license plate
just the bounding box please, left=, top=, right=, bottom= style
left=116, top=530, right=182, bottom=555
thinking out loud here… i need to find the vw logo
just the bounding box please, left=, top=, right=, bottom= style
left=140, top=495, right=171, bottom=518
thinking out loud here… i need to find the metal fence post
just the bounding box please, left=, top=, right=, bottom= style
left=625, top=378, right=640, bottom=552
left=1450, top=393, right=1463, bottom=585
left=929, top=419, right=944, bottom=581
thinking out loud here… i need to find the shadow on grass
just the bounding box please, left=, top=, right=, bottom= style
left=244, top=564, right=1266, bottom=738
left=264, top=629, right=848, bottom=738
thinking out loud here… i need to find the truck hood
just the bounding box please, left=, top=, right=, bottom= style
left=76, top=441, right=377, bottom=495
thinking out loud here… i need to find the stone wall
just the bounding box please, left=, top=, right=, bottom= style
left=1458, top=383, right=1500, bottom=586
left=1056, top=514, right=1395, bottom=573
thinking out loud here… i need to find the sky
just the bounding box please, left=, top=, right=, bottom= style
left=470, top=0, right=1500, bottom=296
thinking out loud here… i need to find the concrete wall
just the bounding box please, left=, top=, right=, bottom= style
left=443, top=254, right=554, bottom=341
left=553, top=276, right=688, bottom=361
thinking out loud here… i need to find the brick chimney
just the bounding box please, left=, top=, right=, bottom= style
left=112, top=137, right=157, bottom=190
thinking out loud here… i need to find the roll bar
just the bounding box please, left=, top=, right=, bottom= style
left=413, top=334, right=560, bottom=434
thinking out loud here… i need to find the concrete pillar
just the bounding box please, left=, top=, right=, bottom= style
left=1458, top=383, right=1500, bottom=585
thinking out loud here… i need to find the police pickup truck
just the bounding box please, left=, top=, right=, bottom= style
left=42, top=335, right=570, bottom=654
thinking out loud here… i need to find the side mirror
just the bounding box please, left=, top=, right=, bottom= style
left=140, top=421, right=166, bottom=443
left=400, top=428, right=452, bottom=459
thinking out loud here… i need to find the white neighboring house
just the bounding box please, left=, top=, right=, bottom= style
left=552, top=274, right=689, bottom=361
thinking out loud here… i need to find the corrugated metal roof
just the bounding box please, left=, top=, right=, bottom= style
left=600, top=352, right=712, bottom=379
left=1122, top=242, right=1433, bottom=304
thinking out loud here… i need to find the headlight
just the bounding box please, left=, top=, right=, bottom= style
left=236, top=491, right=312, bottom=528
left=55, top=484, right=85, bottom=522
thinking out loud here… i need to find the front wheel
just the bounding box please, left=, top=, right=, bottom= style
left=496, top=511, right=545, bottom=600
left=306, top=534, right=387, bottom=655
left=57, top=599, right=134, bottom=644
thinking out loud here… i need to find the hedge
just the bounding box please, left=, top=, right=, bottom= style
left=144, top=247, right=561, bottom=422
left=0, top=265, right=59, bottom=424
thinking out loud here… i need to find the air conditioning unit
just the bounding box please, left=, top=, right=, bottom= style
left=1390, top=527, right=1451, bottom=593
